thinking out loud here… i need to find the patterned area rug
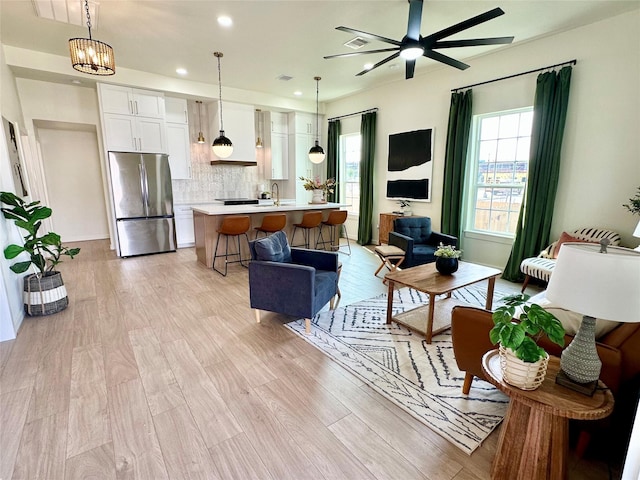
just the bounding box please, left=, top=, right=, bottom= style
left=285, top=286, right=509, bottom=455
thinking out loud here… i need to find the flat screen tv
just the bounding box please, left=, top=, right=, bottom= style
left=386, top=128, right=433, bottom=202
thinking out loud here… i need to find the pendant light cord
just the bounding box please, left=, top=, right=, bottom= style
left=216, top=53, right=224, bottom=132
left=314, top=76, right=321, bottom=142
left=83, top=0, right=93, bottom=39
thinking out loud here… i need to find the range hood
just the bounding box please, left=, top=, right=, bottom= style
left=208, top=101, right=258, bottom=166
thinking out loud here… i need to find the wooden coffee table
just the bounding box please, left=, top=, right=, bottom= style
left=385, top=261, right=501, bottom=343
left=482, top=350, right=614, bottom=479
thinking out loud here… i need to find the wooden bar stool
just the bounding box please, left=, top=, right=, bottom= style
left=317, top=210, right=351, bottom=255
left=253, top=213, right=286, bottom=239
left=213, top=215, right=251, bottom=276
left=291, top=211, right=324, bottom=249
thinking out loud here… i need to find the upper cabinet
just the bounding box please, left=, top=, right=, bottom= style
left=262, top=111, right=288, bottom=180
left=209, top=101, right=257, bottom=165
left=165, top=97, right=189, bottom=124
left=99, top=84, right=165, bottom=119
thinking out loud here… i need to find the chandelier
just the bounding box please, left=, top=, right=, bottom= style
left=68, top=0, right=115, bottom=76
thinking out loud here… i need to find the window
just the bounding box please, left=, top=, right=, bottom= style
left=340, top=133, right=361, bottom=215
left=467, top=108, right=533, bottom=235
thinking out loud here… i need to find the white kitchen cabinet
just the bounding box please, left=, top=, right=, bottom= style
left=292, top=133, right=315, bottom=201
left=210, top=101, right=256, bottom=164
left=292, top=112, right=315, bottom=135
left=174, top=205, right=195, bottom=247
left=99, top=84, right=165, bottom=119
left=165, top=97, right=189, bottom=124
left=166, top=123, right=191, bottom=179
left=103, top=113, right=166, bottom=153
left=270, top=112, right=288, bottom=134
left=266, top=132, right=289, bottom=180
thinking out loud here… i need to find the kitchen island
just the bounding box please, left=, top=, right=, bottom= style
left=192, top=202, right=349, bottom=268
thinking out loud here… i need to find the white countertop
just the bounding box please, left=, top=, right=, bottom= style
left=192, top=202, right=349, bottom=215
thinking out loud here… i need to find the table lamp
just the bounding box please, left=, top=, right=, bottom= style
left=546, top=242, right=640, bottom=395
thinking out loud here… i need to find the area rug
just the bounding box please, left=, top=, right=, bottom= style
left=285, top=286, right=510, bottom=455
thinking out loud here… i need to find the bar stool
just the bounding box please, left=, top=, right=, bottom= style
left=291, top=211, right=324, bottom=249
left=317, top=210, right=351, bottom=255
left=213, top=215, right=251, bottom=276
left=253, top=214, right=287, bottom=239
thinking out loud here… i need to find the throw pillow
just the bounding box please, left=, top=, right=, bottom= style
left=552, top=231, right=591, bottom=258
left=254, top=231, right=292, bottom=263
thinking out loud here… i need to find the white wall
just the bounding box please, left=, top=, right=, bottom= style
left=324, top=10, right=640, bottom=270
left=37, top=126, right=109, bottom=241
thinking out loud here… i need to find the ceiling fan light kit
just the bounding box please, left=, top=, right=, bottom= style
left=212, top=51, right=234, bottom=159
left=68, top=0, right=115, bottom=76
left=308, top=76, right=326, bottom=164
left=325, top=0, right=514, bottom=79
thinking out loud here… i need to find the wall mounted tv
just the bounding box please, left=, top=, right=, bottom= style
left=386, top=128, right=433, bottom=202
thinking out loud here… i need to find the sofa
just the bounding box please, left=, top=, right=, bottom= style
left=388, top=217, right=458, bottom=268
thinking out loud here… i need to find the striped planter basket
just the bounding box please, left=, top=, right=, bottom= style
left=23, top=271, right=69, bottom=316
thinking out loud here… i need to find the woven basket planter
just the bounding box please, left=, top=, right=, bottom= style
left=23, top=271, right=68, bottom=316
left=499, top=345, right=549, bottom=390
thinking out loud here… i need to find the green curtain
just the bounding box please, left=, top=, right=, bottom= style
left=441, top=90, right=473, bottom=240
left=326, top=119, right=341, bottom=203
left=358, top=111, right=376, bottom=245
left=502, top=66, right=573, bottom=282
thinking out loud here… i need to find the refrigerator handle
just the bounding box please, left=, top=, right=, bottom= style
left=138, top=164, right=149, bottom=216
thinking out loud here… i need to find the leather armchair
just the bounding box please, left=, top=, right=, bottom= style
left=248, top=231, right=338, bottom=334
left=388, top=217, right=458, bottom=268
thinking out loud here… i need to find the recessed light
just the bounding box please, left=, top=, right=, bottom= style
left=176, top=68, right=188, bottom=75
left=294, top=91, right=302, bottom=96
left=217, top=16, right=232, bottom=27
left=364, top=63, right=374, bottom=70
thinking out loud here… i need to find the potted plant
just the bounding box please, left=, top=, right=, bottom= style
left=490, top=293, right=565, bottom=390
left=433, top=243, right=462, bottom=274
left=623, top=186, right=640, bottom=215
left=1, top=191, right=80, bottom=316
left=397, top=200, right=412, bottom=216
left=299, top=176, right=336, bottom=204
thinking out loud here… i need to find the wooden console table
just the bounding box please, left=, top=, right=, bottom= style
left=482, top=350, right=614, bottom=480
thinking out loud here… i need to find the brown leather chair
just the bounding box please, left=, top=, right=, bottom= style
left=213, top=215, right=251, bottom=276
left=317, top=210, right=351, bottom=255
left=253, top=214, right=286, bottom=239
left=450, top=305, right=630, bottom=396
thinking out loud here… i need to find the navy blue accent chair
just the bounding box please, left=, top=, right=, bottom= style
left=389, top=217, right=458, bottom=268
left=248, top=231, right=339, bottom=334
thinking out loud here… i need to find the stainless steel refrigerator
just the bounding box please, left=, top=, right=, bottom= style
left=108, top=151, right=176, bottom=257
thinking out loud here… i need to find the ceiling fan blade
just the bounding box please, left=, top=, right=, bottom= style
left=356, top=52, right=401, bottom=76
left=433, top=36, right=514, bottom=49
left=405, top=59, right=416, bottom=79
left=406, top=0, right=424, bottom=41
left=422, top=7, right=506, bottom=45
left=423, top=49, right=470, bottom=70
left=336, top=26, right=402, bottom=46
left=324, top=48, right=400, bottom=60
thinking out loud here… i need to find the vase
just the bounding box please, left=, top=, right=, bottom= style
left=499, top=345, right=549, bottom=390
left=311, top=189, right=325, bottom=204
left=23, top=271, right=69, bottom=316
left=435, top=257, right=458, bottom=275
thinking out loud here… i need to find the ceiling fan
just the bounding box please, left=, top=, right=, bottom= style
left=324, top=0, right=514, bottom=79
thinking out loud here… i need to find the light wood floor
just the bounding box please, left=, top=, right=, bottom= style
left=0, top=240, right=616, bottom=479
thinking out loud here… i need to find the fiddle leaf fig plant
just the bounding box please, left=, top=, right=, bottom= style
left=1, top=191, right=80, bottom=275
left=489, top=293, right=565, bottom=363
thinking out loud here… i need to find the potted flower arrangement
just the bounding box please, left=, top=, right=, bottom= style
left=397, top=200, right=412, bottom=216
left=490, top=293, right=565, bottom=390
left=433, top=243, right=462, bottom=274
left=1, top=191, right=80, bottom=316
left=299, top=176, right=336, bottom=204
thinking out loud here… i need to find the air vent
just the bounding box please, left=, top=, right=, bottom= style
left=344, top=37, right=369, bottom=50
left=276, top=74, right=293, bottom=81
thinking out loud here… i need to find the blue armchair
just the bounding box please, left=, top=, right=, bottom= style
left=389, top=217, right=458, bottom=268
left=248, top=231, right=339, bottom=333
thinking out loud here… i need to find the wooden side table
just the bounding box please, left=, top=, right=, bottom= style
left=482, top=350, right=614, bottom=480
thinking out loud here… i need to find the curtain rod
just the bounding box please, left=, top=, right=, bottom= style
left=451, top=59, right=577, bottom=92
left=328, top=108, right=378, bottom=122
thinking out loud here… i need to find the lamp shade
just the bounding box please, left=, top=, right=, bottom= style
left=69, top=37, right=115, bottom=76
left=546, top=243, right=640, bottom=323
left=308, top=141, right=326, bottom=164
left=212, top=131, right=233, bottom=158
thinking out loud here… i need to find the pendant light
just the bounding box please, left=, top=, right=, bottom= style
left=255, top=109, right=264, bottom=148
left=308, top=76, right=325, bottom=164
left=212, top=52, right=233, bottom=158
left=196, top=101, right=206, bottom=144
left=68, top=0, right=115, bottom=76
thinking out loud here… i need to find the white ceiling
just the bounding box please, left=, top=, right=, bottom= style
left=1, top=1, right=638, bottom=102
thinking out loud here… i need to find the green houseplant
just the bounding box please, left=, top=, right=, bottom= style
left=433, top=243, right=461, bottom=275
left=1, top=191, right=80, bottom=316
left=490, top=293, right=565, bottom=389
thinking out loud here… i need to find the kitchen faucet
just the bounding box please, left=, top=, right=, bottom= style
left=271, top=182, right=280, bottom=207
